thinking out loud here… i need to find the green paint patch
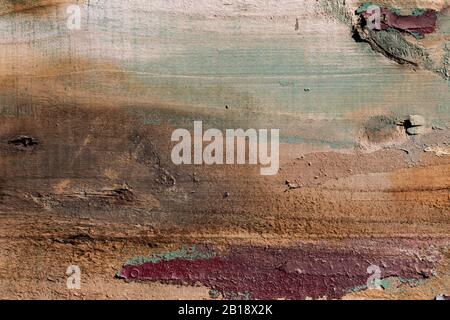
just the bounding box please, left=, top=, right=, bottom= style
left=346, top=276, right=425, bottom=294
left=356, top=3, right=373, bottom=14
left=390, top=8, right=402, bottom=15
left=117, top=8, right=448, bottom=152
left=362, top=115, right=399, bottom=145
left=124, top=245, right=216, bottom=266
left=346, top=283, right=369, bottom=293
left=397, top=277, right=424, bottom=287
left=410, top=32, right=424, bottom=39
left=356, top=2, right=399, bottom=15
left=356, top=4, right=425, bottom=17
left=380, top=276, right=425, bottom=290
left=412, top=8, right=426, bottom=17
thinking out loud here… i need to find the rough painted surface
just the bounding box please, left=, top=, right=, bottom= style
left=0, top=0, right=449, bottom=300
left=358, top=5, right=438, bottom=35
left=118, top=243, right=439, bottom=299
left=353, top=2, right=450, bottom=78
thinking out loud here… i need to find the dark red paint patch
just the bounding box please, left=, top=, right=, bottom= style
left=118, top=244, right=437, bottom=300
left=360, top=7, right=438, bottom=35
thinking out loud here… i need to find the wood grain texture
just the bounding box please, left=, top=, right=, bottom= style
left=0, top=0, right=449, bottom=299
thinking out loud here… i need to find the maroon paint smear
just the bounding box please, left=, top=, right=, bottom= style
left=118, top=245, right=436, bottom=300
left=361, top=8, right=438, bottom=35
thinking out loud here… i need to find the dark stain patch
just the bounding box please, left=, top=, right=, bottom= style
left=0, top=104, right=169, bottom=221
left=112, top=184, right=135, bottom=203
left=358, top=115, right=407, bottom=149
left=118, top=244, right=437, bottom=300
left=1, top=0, right=69, bottom=16
left=363, top=115, right=398, bottom=144
left=29, top=183, right=143, bottom=212
left=8, top=135, right=38, bottom=150
left=60, top=233, right=94, bottom=244
left=129, top=131, right=176, bottom=187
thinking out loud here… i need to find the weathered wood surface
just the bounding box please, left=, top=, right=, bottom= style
left=0, top=0, right=449, bottom=299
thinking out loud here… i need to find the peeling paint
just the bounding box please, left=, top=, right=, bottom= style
left=123, top=245, right=216, bottom=267
left=118, top=244, right=438, bottom=300
left=353, top=3, right=449, bottom=79
left=358, top=4, right=438, bottom=36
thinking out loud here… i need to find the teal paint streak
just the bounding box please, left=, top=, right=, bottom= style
left=346, top=283, right=368, bottom=293
left=390, top=8, right=402, bottom=15
left=380, top=277, right=425, bottom=290
left=357, top=4, right=426, bottom=16
left=124, top=245, right=216, bottom=267
left=118, top=12, right=449, bottom=149
left=356, top=3, right=373, bottom=14
left=346, top=277, right=425, bottom=294
left=412, top=9, right=426, bottom=17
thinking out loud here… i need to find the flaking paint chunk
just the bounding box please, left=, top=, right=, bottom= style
left=358, top=5, right=438, bottom=36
